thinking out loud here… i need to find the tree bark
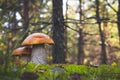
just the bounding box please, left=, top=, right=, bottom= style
left=21, top=0, right=29, bottom=42
left=96, top=0, right=107, bottom=64
left=23, top=0, right=29, bottom=31
left=52, top=0, right=66, bottom=63
left=78, top=28, right=85, bottom=64
left=77, top=0, right=85, bottom=65
left=117, top=0, right=120, bottom=43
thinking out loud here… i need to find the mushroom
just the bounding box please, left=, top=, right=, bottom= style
left=21, top=33, right=54, bottom=64
left=12, top=46, right=31, bottom=62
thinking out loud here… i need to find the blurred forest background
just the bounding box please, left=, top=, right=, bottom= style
left=0, top=0, right=120, bottom=66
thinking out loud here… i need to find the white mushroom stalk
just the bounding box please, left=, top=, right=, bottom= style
left=31, top=45, right=46, bottom=64
left=21, top=33, right=54, bottom=64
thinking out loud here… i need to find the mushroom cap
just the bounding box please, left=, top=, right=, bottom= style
left=12, top=46, right=31, bottom=56
left=21, top=33, right=54, bottom=46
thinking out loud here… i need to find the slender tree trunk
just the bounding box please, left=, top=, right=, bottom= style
left=77, top=0, right=85, bottom=65
left=117, top=0, right=120, bottom=44
left=78, top=28, right=85, bottom=64
left=52, top=0, right=66, bottom=63
left=21, top=0, right=29, bottom=42
left=23, top=0, right=29, bottom=31
left=96, top=0, right=107, bottom=64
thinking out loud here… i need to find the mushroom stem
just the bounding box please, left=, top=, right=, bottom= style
left=31, top=44, right=47, bottom=64
left=20, top=55, right=31, bottom=62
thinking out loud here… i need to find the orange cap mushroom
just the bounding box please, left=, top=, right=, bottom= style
left=21, top=33, right=54, bottom=64
left=12, top=46, right=31, bottom=56
left=21, top=33, right=54, bottom=46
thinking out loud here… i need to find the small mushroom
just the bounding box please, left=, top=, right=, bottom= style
left=12, top=46, right=31, bottom=62
left=21, top=33, right=54, bottom=64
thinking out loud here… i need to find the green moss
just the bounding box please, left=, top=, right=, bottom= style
left=1, top=63, right=120, bottom=80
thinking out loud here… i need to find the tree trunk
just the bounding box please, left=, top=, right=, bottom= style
left=21, top=0, right=29, bottom=42
left=78, top=28, right=85, bottom=64
left=96, top=0, right=107, bottom=64
left=52, top=0, right=66, bottom=63
left=23, top=0, right=29, bottom=31
left=77, top=0, right=85, bottom=65
left=117, top=0, right=120, bottom=43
